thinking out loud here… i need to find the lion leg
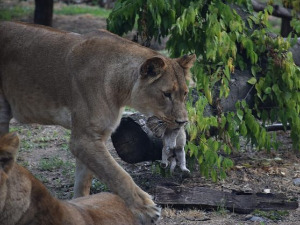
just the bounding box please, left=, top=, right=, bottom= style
left=0, top=90, right=12, bottom=136
left=175, top=147, right=190, bottom=173
left=70, top=129, right=160, bottom=224
left=160, top=146, right=169, bottom=168
left=169, top=156, right=177, bottom=174
left=74, top=159, right=94, bottom=198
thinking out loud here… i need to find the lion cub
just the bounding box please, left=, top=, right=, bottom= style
left=147, top=117, right=190, bottom=174
left=0, top=133, right=137, bottom=225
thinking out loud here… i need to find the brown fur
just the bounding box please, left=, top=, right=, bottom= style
left=0, top=21, right=196, bottom=224
left=0, top=133, right=137, bottom=225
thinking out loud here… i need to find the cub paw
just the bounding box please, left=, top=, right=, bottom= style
left=181, top=168, right=191, bottom=178
left=129, top=188, right=161, bottom=224
left=160, top=162, right=168, bottom=169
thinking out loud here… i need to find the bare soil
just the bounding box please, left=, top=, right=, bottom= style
left=12, top=118, right=300, bottom=225
left=3, top=2, right=300, bottom=224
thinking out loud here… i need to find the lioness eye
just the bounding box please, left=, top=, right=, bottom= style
left=163, top=92, right=172, bottom=99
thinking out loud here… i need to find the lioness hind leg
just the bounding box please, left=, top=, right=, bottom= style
left=0, top=91, right=12, bottom=136
left=74, top=159, right=94, bottom=198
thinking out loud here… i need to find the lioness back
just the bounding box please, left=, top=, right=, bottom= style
left=0, top=22, right=79, bottom=127
left=0, top=21, right=157, bottom=128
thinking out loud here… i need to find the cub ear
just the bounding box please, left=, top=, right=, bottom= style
left=0, top=132, right=19, bottom=173
left=176, top=54, right=196, bottom=69
left=140, top=56, right=166, bottom=81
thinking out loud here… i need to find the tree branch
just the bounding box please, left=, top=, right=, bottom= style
left=251, top=0, right=294, bottom=19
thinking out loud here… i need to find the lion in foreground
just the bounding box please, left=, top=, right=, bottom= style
left=0, top=21, right=196, bottom=224
left=0, top=132, right=137, bottom=225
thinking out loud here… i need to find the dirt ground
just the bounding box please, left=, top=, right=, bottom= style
left=12, top=119, right=300, bottom=225
left=2, top=2, right=300, bottom=224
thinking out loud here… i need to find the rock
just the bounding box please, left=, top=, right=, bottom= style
left=263, top=188, right=271, bottom=193
left=248, top=216, right=267, bottom=222
left=293, top=178, right=300, bottom=186
left=245, top=214, right=253, bottom=220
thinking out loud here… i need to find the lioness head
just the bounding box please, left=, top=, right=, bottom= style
left=131, top=54, right=196, bottom=130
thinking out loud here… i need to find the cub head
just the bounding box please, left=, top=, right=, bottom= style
left=131, top=54, right=196, bottom=130
left=0, top=132, right=19, bottom=186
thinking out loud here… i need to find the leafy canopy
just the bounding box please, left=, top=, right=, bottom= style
left=107, top=0, right=300, bottom=180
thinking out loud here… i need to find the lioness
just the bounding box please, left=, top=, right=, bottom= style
left=0, top=21, right=196, bottom=224
left=0, top=132, right=137, bottom=225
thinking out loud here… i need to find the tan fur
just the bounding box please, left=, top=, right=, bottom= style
left=0, top=21, right=196, bottom=224
left=0, top=133, right=137, bottom=225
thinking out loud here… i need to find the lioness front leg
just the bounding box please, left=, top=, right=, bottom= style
left=74, top=159, right=94, bottom=197
left=70, top=129, right=160, bottom=224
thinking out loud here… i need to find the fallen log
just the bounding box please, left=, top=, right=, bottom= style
left=111, top=113, right=162, bottom=163
left=154, top=184, right=298, bottom=214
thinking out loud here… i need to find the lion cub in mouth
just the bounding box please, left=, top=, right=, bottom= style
left=147, top=116, right=190, bottom=174
left=0, top=133, right=137, bottom=225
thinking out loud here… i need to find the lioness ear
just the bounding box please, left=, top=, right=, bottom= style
left=140, top=56, right=166, bottom=81
left=176, top=54, right=196, bottom=69
left=0, top=132, right=19, bottom=173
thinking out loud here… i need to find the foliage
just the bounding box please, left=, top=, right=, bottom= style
left=107, top=0, right=300, bottom=181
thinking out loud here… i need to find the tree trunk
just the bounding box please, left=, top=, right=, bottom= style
left=34, top=0, right=54, bottom=26
left=281, top=18, right=293, bottom=37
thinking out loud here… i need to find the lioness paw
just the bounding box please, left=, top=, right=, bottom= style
left=129, top=189, right=161, bottom=224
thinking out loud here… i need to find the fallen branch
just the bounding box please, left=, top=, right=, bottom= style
left=154, top=184, right=298, bottom=213
left=265, top=123, right=291, bottom=132
left=251, top=0, right=295, bottom=19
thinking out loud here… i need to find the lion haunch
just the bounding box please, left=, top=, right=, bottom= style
left=0, top=133, right=138, bottom=225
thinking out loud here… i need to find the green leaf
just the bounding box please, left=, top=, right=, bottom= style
left=223, top=144, right=231, bottom=155
left=211, top=169, right=217, bottom=182
left=241, top=100, right=247, bottom=108
left=264, top=87, right=271, bottom=94
left=222, top=158, right=233, bottom=169
left=239, top=121, right=247, bottom=136
left=205, top=150, right=218, bottom=165
left=224, top=66, right=230, bottom=79
left=266, top=5, right=273, bottom=14
left=247, top=77, right=257, bottom=85
left=237, top=109, right=244, bottom=121
left=212, top=140, right=219, bottom=151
